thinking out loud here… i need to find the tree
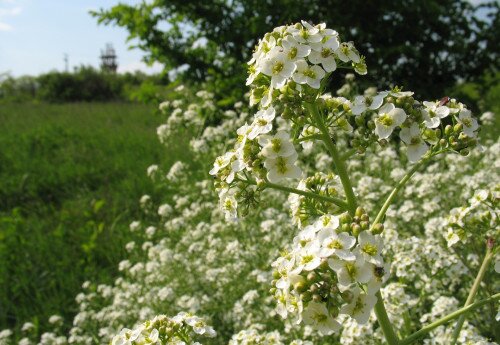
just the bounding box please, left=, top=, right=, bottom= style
left=91, top=0, right=499, bottom=100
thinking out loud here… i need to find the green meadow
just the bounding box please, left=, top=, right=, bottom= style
left=0, top=103, right=182, bottom=333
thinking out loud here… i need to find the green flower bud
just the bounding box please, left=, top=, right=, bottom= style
left=454, top=123, right=463, bottom=133
left=312, top=294, right=323, bottom=303
left=294, top=281, right=307, bottom=293
left=302, top=291, right=312, bottom=302
left=445, top=125, right=453, bottom=136
left=439, top=138, right=447, bottom=147
left=352, top=224, right=361, bottom=236
left=340, top=213, right=353, bottom=224
left=272, top=271, right=280, bottom=279
left=360, top=221, right=369, bottom=230
left=355, top=207, right=365, bottom=218
left=372, top=223, right=385, bottom=235
left=361, top=214, right=369, bottom=222
left=460, top=149, right=469, bottom=156
left=269, top=287, right=277, bottom=294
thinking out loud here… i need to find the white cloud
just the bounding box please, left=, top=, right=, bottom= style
left=117, top=61, right=164, bottom=74
left=0, top=21, right=12, bottom=31
left=0, top=3, right=21, bottom=31
left=0, top=6, right=21, bottom=16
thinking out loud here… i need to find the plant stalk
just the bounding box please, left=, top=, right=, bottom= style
left=450, top=244, right=494, bottom=344
left=238, top=178, right=349, bottom=209
left=400, top=293, right=500, bottom=345
left=374, top=291, right=400, bottom=345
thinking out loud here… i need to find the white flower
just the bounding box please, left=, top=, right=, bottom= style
left=374, top=103, right=407, bottom=139
left=357, top=231, right=384, bottom=265
left=248, top=107, right=276, bottom=139
left=282, top=35, right=311, bottom=60
left=340, top=287, right=377, bottom=324
left=258, top=130, right=296, bottom=158
left=302, top=302, right=341, bottom=335
left=446, top=228, right=461, bottom=247
left=335, top=42, right=360, bottom=63
left=209, top=151, right=234, bottom=175
left=294, top=241, right=322, bottom=272
left=458, top=109, right=479, bottom=138
left=293, top=21, right=323, bottom=44
left=329, top=253, right=372, bottom=286
left=400, top=123, right=428, bottom=163
left=351, top=93, right=386, bottom=115
left=264, top=152, right=302, bottom=183
left=292, top=59, right=325, bottom=89
left=219, top=192, right=238, bottom=221
left=158, top=203, right=173, bottom=218
left=317, top=229, right=356, bottom=260
left=308, top=47, right=337, bottom=72
left=260, top=47, right=297, bottom=88
left=421, top=101, right=450, bottom=128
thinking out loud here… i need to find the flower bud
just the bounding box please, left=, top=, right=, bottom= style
left=341, top=224, right=350, bottom=233
left=312, top=294, right=323, bottom=303
left=361, top=213, right=369, bottom=222
left=454, top=123, right=463, bottom=133
left=439, top=138, right=447, bottom=147
left=302, top=291, right=312, bottom=302
left=372, top=223, right=384, bottom=235
left=355, top=116, right=365, bottom=127
left=269, top=288, right=277, bottom=294
left=340, top=213, right=353, bottom=224
left=445, top=125, right=453, bottom=136
left=352, top=224, right=361, bottom=236
left=307, top=272, right=318, bottom=282
left=360, top=221, right=369, bottom=230
left=355, top=207, right=365, bottom=218
left=460, top=149, right=469, bottom=156
left=294, top=281, right=307, bottom=293
left=272, top=271, right=280, bottom=279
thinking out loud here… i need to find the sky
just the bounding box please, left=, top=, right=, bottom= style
left=0, top=0, right=163, bottom=76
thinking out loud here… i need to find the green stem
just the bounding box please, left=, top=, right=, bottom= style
left=237, top=178, right=349, bottom=210
left=450, top=244, right=494, bottom=344
left=400, top=293, right=500, bottom=345
left=370, top=158, right=427, bottom=230
left=374, top=291, right=400, bottom=345
left=305, top=102, right=357, bottom=214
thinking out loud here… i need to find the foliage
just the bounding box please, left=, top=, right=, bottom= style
left=91, top=0, right=499, bottom=100
left=0, top=68, right=169, bottom=104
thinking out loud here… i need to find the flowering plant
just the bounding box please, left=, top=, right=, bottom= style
left=210, top=21, right=498, bottom=345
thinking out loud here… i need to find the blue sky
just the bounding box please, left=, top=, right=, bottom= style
left=0, top=0, right=163, bottom=76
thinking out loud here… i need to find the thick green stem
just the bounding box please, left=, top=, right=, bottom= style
left=305, top=102, right=400, bottom=344
left=305, top=102, right=357, bottom=214
left=374, top=291, right=400, bottom=345
left=450, top=244, right=494, bottom=344
left=400, top=293, right=500, bottom=345
left=238, top=178, right=349, bottom=209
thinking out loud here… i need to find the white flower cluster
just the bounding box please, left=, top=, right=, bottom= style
left=247, top=21, right=366, bottom=108
left=210, top=105, right=302, bottom=220
left=228, top=329, right=283, bottom=345
left=271, top=214, right=388, bottom=335
left=111, top=312, right=215, bottom=345
left=111, top=312, right=216, bottom=345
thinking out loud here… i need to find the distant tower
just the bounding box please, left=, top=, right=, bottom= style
left=64, top=53, right=69, bottom=72
left=100, top=43, right=118, bottom=73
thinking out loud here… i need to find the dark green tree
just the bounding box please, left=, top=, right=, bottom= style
left=91, top=0, right=499, bottom=100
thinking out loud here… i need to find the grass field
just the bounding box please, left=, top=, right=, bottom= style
left=0, top=102, right=184, bottom=334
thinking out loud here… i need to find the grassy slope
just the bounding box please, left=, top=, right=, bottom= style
left=0, top=103, right=179, bottom=334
